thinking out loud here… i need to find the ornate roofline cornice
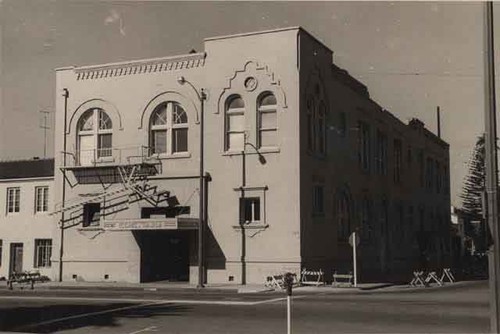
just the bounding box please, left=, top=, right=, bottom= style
left=74, top=52, right=206, bottom=80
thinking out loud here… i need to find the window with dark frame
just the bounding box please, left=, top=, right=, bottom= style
left=339, top=112, right=346, bottom=137
left=240, top=197, right=261, bottom=224
left=307, top=97, right=315, bottom=152
left=436, top=160, right=441, bottom=193
left=312, top=185, right=325, bottom=216
left=426, top=157, right=434, bottom=190
left=317, top=102, right=326, bottom=156
left=375, top=130, right=388, bottom=175
left=34, top=239, right=52, bottom=268
left=82, top=203, right=101, bottom=227
left=337, top=192, right=351, bottom=240
left=394, top=139, right=402, bottom=183
left=358, top=121, right=370, bottom=172
left=361, top=197, right=372, bottom=240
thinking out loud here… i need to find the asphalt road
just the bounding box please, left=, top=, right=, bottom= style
left=0, top=281, right=489, bottom=334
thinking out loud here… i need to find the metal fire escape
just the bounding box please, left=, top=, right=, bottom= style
left=52, top=147, right=172, bottom=227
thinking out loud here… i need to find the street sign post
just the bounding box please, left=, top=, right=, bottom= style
left=349, top=232, right=360, bottom=287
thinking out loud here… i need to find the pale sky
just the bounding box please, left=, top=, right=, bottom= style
left=0, top=1, right=493, bottom=206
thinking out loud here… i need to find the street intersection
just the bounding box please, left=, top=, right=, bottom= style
left=0, top=280, right=489, bottom=333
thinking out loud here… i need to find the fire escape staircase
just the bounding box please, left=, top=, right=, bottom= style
left=51, top=163, right=171, bottom=225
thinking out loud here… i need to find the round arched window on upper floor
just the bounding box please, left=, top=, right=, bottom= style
left=77, top=108, right=112, bottom=165
left=150, top=101, right=188, bottom=155
left=225, top=95, right=245, bottom=151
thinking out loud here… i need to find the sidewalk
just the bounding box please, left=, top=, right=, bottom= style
left=1, top=278, right=479, bottom=294
left=0, top=279, right=398, bottom=294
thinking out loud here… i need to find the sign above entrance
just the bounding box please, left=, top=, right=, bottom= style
left=103, top=218, right=198, bottom=231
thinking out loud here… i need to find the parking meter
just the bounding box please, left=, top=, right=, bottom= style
left=284, top=272, right=294, bottom=296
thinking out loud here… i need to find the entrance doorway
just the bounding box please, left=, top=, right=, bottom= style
left=9, top=243, right=23, bottom=275
left=134, top=231, right=190, bottom=283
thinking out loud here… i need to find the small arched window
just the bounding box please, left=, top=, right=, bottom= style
left=225, top=95, right=245, bottom=151
left=257, top=93, right=277, bottom=148
left=77, top=108, right=112, bottom=166
left=150, top=102, right=188, bottom=155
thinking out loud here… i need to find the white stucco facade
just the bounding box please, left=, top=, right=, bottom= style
left=53, top=27, right=451, bottom=284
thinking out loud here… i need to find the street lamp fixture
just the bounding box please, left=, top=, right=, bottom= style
left=177, top=76, right=206, bottom=288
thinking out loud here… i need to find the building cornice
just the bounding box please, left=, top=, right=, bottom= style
left=72, top=52, right=206, bottom=81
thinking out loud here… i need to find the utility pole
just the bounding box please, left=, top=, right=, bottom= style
left=39, top=110, right=51, bottom=158
left=484, top=2, right=500, bottom=333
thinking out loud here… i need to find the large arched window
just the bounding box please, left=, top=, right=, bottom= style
left=150, top=102, right=188, bottom=155
left=337, top=191, right=351, bottom=240
left=225, top=95, right=245, bottom=151
left=257, top=93, right=277, bottom=148
left=77, top=108, right=112, bottom=166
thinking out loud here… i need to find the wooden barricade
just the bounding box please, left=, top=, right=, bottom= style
left=410, top=268, right=455, bottom=288
left=300, top=269, right=325, bottom=286
left=425, top=271, right=443, bottom=286
left=265, top=273, right=299, bottom=290
left=332, top=271, right=353, bottom=287
left=440, top=268, right=455, bottom=283
left=409, top=271, right=427, bottom=287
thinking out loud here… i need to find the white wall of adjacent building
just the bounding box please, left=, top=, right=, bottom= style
left=0, top=177, right=55, bottom=279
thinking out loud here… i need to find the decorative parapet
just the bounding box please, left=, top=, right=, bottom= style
left=74, top=52, right=206, bottom=80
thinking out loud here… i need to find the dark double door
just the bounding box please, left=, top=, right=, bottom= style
left=134, top=231, right=190, bottom=283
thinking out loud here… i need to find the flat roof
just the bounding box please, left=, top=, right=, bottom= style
left=205, top=26, right=332, bottom=54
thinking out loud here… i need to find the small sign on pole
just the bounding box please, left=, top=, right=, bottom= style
left=349, top=232, right=360, bottom=287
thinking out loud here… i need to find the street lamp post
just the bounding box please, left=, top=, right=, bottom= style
left=177, top=76, right=206, bottom=288
left=240, top=140, right=266, bottom=285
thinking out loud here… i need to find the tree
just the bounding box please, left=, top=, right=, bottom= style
left=460, top=134, right=491, bottom=253
left=460, top=134, right=485, bottom=218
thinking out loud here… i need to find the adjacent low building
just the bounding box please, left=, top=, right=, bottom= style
left=53, top=27, right=451, bottom=284
left=0, top=158, right=55, bottom=279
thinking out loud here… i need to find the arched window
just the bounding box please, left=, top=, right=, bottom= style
left=150, top=102, right=188, bottom=155
left=257, top=93, right=277, bottom=148
left=225, top=95, right=245, bottom=151
left=337, top=191, right=351, bottom=240
left=77, top=108, right=112, bottom=166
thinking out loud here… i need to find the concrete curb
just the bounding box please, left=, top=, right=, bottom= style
left=0, top=280, right=482, bottom=294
